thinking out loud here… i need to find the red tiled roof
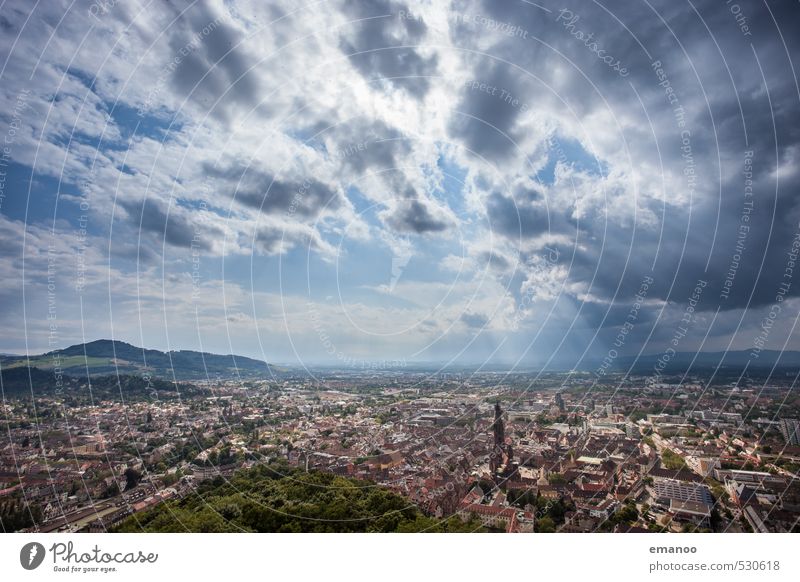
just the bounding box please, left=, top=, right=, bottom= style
left=459, top=503, right=516, bottom=518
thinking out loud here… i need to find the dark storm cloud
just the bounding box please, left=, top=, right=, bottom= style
left=110, top=241, right=158, bottom=264
left=486, top=185, right=576, bottom=241
left=202, top=163, right=342, bottom=219
left=119, top=198, right=215, bottom=250
left=254, top=227, right=282, bottom=255
left=386, top=197, right=448, bottom=234
left=329, top=120, right=412, bottom=175
left=236, top=176, right=341, bottom=218
left=447, top=61, right=528, bottom=162
left=317, top=118, right=450, bottom=234
left=338, top=0, right=438, bottom=98
left=540, top=166, right=800, bottom=323
left=0, top=14, right=16, bottom=32
left=253, top=224, right=327, bottom=256
left=450, top=0, right=800, bottom=320
left=167, top=4, right=258, bottom=117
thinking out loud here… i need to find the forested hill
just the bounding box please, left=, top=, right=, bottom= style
left=0, top=339, right=274, bottom=380
left=113, top=464, right=484, bottom=533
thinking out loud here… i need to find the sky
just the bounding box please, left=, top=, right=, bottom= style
left=0, top=0, right=799, bottom=369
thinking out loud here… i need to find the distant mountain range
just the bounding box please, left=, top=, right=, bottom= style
left=572, top=349, right=800, bottom=376
left=622, top=350, right=800, bottom=370
left=442, top=350, right=800, bottom=375
left=0, top=339, right=274, bottom=381
left=2, top=341, right=799, bottom=386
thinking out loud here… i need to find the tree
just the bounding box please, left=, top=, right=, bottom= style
left=101, top=481, right=120, bottom=499
left=124, top=468, right=142, bottom=490
left=0, top=500, right=43, bottom=531
left=613, top=503, right=638, bottom=524
left=162, top=473, right=178, bottom=486
left=536, top=516, right=556, bottom=533
left=661, top=449, right=687, bottom=470
left=113, top=463, right=487, bottom=533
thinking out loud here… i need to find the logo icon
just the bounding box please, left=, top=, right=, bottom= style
left=20, top=542, right=46, bottom=570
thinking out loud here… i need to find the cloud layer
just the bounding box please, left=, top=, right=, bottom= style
left=0, top=0, right=798, bottom=369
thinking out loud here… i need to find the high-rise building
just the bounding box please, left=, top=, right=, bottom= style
left=493, top=402, right=505, bottom=448
left=779, top=418, right=800, bottom=445
left=554, top=392, right=565, bottom=413
left=489, top=403, right=518, bottom=484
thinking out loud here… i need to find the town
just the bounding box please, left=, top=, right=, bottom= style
left=2, top=369, right=799, bottom=533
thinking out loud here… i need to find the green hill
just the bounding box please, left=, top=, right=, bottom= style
left=113, top=464, right=484, bottom=533
left=0, top=339, right=274, bottom=381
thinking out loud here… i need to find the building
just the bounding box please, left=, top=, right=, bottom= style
left=455, top=503, right=534, bottom=532
left=648, top=477, right=713, bottom=509
left=779, top=419, right=800, bottom=445
left=554, top=392, right=566, bottom=413
left=685, top=456, right=720, bottom=477
left=669, top=499, right=711, bottom=528
left=489, top=403, right=518, bottom=484
left=647, top=414, right=685, bottom=425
